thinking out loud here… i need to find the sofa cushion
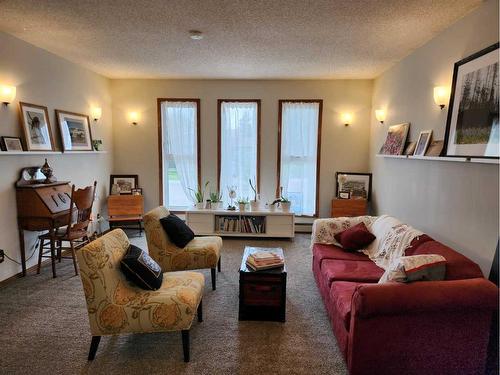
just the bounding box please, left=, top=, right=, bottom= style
left=312, top=243, right=371, bottom=271
left=406, top=240, right=483, bottom=280
left=334, top=222, right=376, bottom=251
left=159, top=213, right=195, bottom=248
left=120, top=244, right=163, bottom=290
left=329, top=281, right=359, bottom=330
left=321, top=259, right=384, bottom=286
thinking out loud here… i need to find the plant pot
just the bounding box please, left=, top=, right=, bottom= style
left=268, top=204, right=276, bottom=211
left=195, top=202, right=205, bottom=209
left=250, top=201, right=260, bottom=211
left=212, top=202, right=222, bottom=210
left=238, top=203, right=246, bottom=212
left=280, top=202, right=291, bottom=212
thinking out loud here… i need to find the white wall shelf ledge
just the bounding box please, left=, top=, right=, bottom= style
left=408, top=155, right=468, bottom=162
left=63, top=150, right=108, bottom=154
left=375, top=154, right=408, bottom=159
left=377, top=153, right=498, bottom=164
left=0, top=151, right=63, bottom=155
left=470, top=158, right=499, bottom=164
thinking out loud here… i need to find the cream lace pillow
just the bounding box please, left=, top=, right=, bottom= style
left=379, top=254, right=446, bottom=283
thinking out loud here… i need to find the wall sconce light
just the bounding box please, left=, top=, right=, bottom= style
left=91, top=107, right=102, bottom=122
left=129, top=111, right=139, bottom=125
left=375, top=109, right=386, bottom=124
left=0, top=84, right=16, bottom=105
left=433, top=86, right=450, bottom=109
left=341, top=113, right=353, bottom=127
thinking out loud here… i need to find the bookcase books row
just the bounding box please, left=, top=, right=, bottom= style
left=215, top=215, right=266, bottom=233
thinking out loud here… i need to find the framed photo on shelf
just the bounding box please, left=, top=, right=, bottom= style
left=1, top=136, right=23, bottom=151
left=414, top=130, right=433, bottom=156
left=425, top=140, right=444, bottom=156
left=335, top=172, right=372, bottom=201
left=444, top=43, right=499, bottom=159
left=403, top=141, right=417, bottom=155
left=131, top=188, right=143, bottom=195
left=338, top=191, right=351, bottom=199
left=110, top=174, right=139, bottom=194
left=379, top=123, right=410, bottom=155
left=19, top=102, right=55, bottom=151
left=56, top=110, right=93, bottom=151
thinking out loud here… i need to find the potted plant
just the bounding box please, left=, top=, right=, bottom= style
left=189, top=181, right=209, bottom=209
left=209, top=191, right=223, bottom=210
left=249, top=178, right=260, bottom=211
left=280, top=197, right=291, bottom=212
left=237, top=197, right=249, bottom=212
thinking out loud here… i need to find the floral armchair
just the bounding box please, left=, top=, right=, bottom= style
left=76, top=229, right=204, bottom=362
left=143, top=206, right=222, bottom=290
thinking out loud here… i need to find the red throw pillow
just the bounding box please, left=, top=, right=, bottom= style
left=334, top=222, right=376, bottom=251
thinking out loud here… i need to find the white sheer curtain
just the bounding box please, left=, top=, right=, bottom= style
left=162, top=101, right=198, bottom=207
left=220, top=101, right=258, bottom=203
left=280, top=102, right=320, bottom=216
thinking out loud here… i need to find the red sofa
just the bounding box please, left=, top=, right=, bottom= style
left=312, top=227, right=498, bottom=375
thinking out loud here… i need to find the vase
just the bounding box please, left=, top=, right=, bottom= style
left=195, top=202, right=205, bottom=209
left=238, top=203, right=246, bottom=212
left=250, top=201, right=260, bottom=211
left=281, top=202, right=291, bottom=212
left=40, top=158, right=55, bottom=183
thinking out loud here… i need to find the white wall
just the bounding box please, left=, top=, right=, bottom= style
left=0, top=32, right=113, bottom=282
left=370, top=0, right=499, bottom=275
left=110, top=79, right=373, bottom=218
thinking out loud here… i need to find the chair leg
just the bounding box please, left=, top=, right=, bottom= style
left=57, top=239, right=62, bottom=262
left=197, top=299, right=203, bottom=323
left=211, top=268, right=216, bottom=291
left=88, top=336, right=101, bottom=360
left=217, top=256, right=221, bottom=272
left=70, top=240, right=79, bottom=276
left=49, top=233, right=57, bottom=278
left=37, top=238, right=45, bottom=274
left=181, top=330, right=190, bottom=362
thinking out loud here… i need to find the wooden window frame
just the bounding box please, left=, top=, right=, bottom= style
left=276, top=99, right=323, bottom=218
left=217, top=99, right=261, bottom=193
left=157, top=98, right=201, bottom=208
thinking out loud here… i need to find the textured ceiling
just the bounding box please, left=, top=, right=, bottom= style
left=0, top=0, right=482, bottom=79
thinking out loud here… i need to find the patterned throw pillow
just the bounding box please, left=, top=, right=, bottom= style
left=380, top=254, right=446, bottom=283
left=120, top=244, right=163, bottom=290
left=334, top=222, right=376, bottom=251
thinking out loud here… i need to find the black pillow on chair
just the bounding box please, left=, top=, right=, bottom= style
left=120, top=244, right=163, bottom=290
left=159, top=214, right=195, bottom=248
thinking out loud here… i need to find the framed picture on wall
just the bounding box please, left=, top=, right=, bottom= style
left=1, top=136, right=23, bottom=151
left=379, top=123, right=410, bottom=155
left=335, top=172, right=372, bottom=201
left=110, top=174, right=139, bottom=194
left=19, top=102, right=55, bottom=151
left=56, top=110, right=93, bottom=151
left=414, top=130, right=433, bottom=156
left=444, top=42, right=499, bottom=158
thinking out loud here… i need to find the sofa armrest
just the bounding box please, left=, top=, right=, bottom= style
left=311, top=216, right=377, bottom=249
left=352, top=278, right=498, bottom=318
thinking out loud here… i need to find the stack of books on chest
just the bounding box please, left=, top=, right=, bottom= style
left=246, top=251, right=284, bottom=271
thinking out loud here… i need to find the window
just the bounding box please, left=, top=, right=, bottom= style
left=159, top=99, right=200, bottom=209
left=218, top=100, right=260, bottom=203
left=277, top=100, right=322, bottom=216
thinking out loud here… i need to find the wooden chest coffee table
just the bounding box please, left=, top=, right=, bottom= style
left=238, top=247, right=287, bottom=322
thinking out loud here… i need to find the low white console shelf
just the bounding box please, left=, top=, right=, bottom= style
left=185, top=208, right=295, bottom=239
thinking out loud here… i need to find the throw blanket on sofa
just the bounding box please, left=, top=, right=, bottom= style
left=310, top=216, right=377, bottom=249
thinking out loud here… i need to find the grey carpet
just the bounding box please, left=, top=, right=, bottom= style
left=0, top=233, right=347, bottom=375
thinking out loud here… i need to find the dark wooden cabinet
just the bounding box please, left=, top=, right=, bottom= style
left=238, top=247, right=286, bottom=322
left=331, top=198, right=368, bottom=217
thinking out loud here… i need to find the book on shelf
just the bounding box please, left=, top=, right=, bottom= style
left=215, top=215, right=266, bottom=234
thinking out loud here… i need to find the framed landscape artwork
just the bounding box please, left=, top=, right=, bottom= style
left=19, top=102, right=55, bottom=151
left=56, top=110, right=93, bottom=151
left=414, top=130, right=433, bottom=156
left=335, top=172, right=372, bottom=201
left=110, top=174, right=139, bottom=194
left=379, top=123, right=410, bottom=155
left=425, top=140, right=444, bottom=156
left=444, top=43, right=499, bottom=158
left=1, top=136, right=23, bottom=151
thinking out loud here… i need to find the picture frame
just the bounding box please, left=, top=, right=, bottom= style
left=425, top=140, right=444, bottom=157
left=338, top=191, right=351, bottom=199
left=1, top=136, right=23, bottom=151
left=92, top=139, right=103, bottom=151
left=379, top=123, right=410, bottom=155
left=110, top=174, right=139, bottom=195
left=56, top=110, right=93, bottom=151
left=444, top=43, right=499, bottom=159
left=19, top=102, right=55, bottom=151
left=414, top=130, right=433, bottom=156
left=403, top=141, right=417, bottom=155
left=131, top=187, right=143, bottom=196
left=335, top=172, right=372, bottom=201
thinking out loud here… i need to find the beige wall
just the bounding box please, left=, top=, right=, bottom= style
left=370, top=0, right=499, bottom=275
left=0, top=32, right=113, bottom=282
left=111, top=79, right=373, bottom=217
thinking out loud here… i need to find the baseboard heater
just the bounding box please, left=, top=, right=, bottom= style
left=295, top=222, right=312, bottom=233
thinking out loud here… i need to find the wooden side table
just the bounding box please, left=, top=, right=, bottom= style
left=331, top=198, right=368, bottom=217
left=239, top=247, right=287, bottom=322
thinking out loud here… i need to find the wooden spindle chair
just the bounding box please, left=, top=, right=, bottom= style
left=37, top=181, right=97, bottom=277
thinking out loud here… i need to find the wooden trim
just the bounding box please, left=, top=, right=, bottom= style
left=217, top=99, right=261, bottom=193
left=276, top=99, right=323, bottom=217
left=18, top=102, right=56, bottom=152
left=55, top=109, right=93, bottom=151
left=157, top=98, right=201, bottom=206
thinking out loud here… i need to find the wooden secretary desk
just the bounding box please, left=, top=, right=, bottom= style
left=16, top=167, right=72, bottom=276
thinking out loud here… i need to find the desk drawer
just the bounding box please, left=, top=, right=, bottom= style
left=242, top=282, right=282, bottom=306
